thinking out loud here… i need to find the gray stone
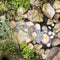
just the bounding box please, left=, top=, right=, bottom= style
left=46, top=47, right=59, bottom=60
left=42, top=3, right=55, bottom=19
left=52, top=38, right=60, bottom=46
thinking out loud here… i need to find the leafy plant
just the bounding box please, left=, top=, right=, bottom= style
left=20, top=42, right=38, bottom=60
left=0, top=40, right=17, bottom=55
left=0, top=16, right=12, bottom=39
left=0, top=2, right=6, bottom=13
left=11, top=0, right=30, bottom=10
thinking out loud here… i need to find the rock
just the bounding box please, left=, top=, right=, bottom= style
left=10, top=21, right=16, bottom=28
left=48, top=31, right=52, bottom=35
left=30, top=0, right=40, bottom=6
left=41, top=34, right=50, bottom=44
left=28, top=26, right=34, bottom=32
left=50, top=35, right=54, bottom=39
left=42, top=54, right=47, bottom=59
left=53, top=22, right=60, bottom=33
left=54, top=14, right=60, bottom=20
left=28, top=43, right=34, bottom=49
left=57, top=31, right=60, bottom=38
left=34, top=44, right=42, bottom=51
left=46, top=43, right=51, bottom=47
left=26, top=21, right=34, bottom=27
left=27, top=9, right=43, bottom=22
left=42, top=3, right=55, bottom=19
left=52, top=52, right=60, bottom=60
left=17, top=30, right=32, bottom=43
left=42, top=25, right=48, bottom=31
left=56, top=9, right=60, bottom=13
left=35, top=24, right=41, bottom=30
left=53, top=1, right=60, bottom=9
left=51, top=23, right=55, bottom=27
left=46, top=47, right=59, bottom=60
left=45, top=49, right=50, bottom=55
left=32, top=32, right=37, bottom=39
left=52, top=38, right=60, bottom=46
left=47, top=19, right=53, bottom=25
left=39, top=49, right=44, bottom=55
left=48, top=26, right=51, bottom=30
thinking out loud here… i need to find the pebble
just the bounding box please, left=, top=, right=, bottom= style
left=48, top=26, right=51, bottom=30
left=42, top=3, right=55, bottom=19
left=46, top=43, right=51, bottom=47
left=32, top=32, right=37, bottom=39
left=47, top=19, right=53, bottom=25
left=41, top=34, right=50, bottom=44
left=56, top=9, right=60, bottom=13
left=53, top=22, right=60, bottom=33
left=42, top=25, right=47, bottom=31
left=39, top=49, right=44, bottom=55
left=26, top=21, right=34, bottom=27
left=51, top=23, right=55, bottom=27
left=54, top=14, right=60, bottom=20
left=35, top=24, right=41, bottom=30
left=48, top=31, right=52, bottom=35
left=50, top=35, right=54, bottom=39
left=53, top=1, right=60, bottom=9
left=34, top=44, right=42, bottom=51
left=52, top=38, right=60, bottom=46
left=28, top=26, right=34, bottom=32
left=28, top=43, right=34, bottom=49
left=57, top=32, right=60, bottom=38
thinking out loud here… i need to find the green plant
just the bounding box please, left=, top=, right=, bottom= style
left=0, top=16, right=12, bottom=39
left=0, top=40, right=17, bottom=55
left=8, top=0, right=30, bottom=11
left=0, top=2, right=6, bottom=13
left=20, top=42, right=38, bottom=60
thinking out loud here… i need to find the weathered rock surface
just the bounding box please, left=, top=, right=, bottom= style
left=52, top=38, right=60, bottom=46
left=42, top=3, right=55, bottom=19
left=53, top=22, right=60, bottom=33
left=47, top=19, right=53, bottom=25
left=46, top=47, right=59, bottom=60
left=53, top=1, right=60, bottom=9
left=17, top=30, right=32, bottom=43
left=27, top=9, right=43, bottom=22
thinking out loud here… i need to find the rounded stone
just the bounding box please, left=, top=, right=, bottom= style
left=28, top=26, right=34, bottom=32
left=42, top=25, right=47, bottom=31
left=41, top=34, right=50, bottom=44
left=35, top=24, right=41, bottom=30
left=32, top=32, right=37, bottom=39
